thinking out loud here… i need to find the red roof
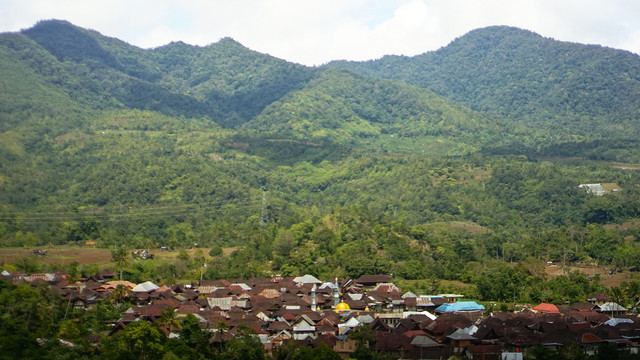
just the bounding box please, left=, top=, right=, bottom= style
left=581, top=333, right=604, bottom=344
left=532, top=303, right=560, bottom=314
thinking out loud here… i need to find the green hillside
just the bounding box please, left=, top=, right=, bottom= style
left=244, top=68, right=541, bottom=155
left=328, top=26, right=640, bottom=158
left=1, top=21, right=640, bottom=287
left=20, top=20, right=316, bottom=127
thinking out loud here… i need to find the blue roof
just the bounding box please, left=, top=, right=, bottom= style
left=435, top=301, right=485, bottom=312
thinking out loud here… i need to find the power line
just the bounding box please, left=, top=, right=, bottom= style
left=0, top=197, right=262, bottom=224
left=0, top=197, right=256, bottom=216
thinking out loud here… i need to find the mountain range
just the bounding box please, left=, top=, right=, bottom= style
left=330, top=25, right=640, bottom=137
left=1, top=19, right=640, bottom=247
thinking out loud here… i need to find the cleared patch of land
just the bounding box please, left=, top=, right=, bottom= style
left=0, top=247, right=111, bottom=266
left=1, top=246, right=637, bottom=289
left=603, top=218, right=640, bottom=231
left=544, top=263, right=637, bottom=287
left=0, top=245, right=239, bottom=267
left=539, top=157, right=640, bottom=170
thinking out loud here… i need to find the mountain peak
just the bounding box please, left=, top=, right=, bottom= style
left=22, top=18, right=121, bottom=69
left=210, top=36, right=248, bottom=50
left=27, top=19, right=75, bottom=31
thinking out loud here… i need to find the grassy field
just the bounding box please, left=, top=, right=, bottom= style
left=0, top=246, right=112, bottom=266
left=0, top=245, right=238, bottom=267
left=1, top=245, right=636, bottom=288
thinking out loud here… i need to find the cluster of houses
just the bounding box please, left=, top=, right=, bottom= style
left=3, top=269, right=640, bottom=359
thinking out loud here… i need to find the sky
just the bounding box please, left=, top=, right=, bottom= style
left=1, top=0, right=639, bottom=66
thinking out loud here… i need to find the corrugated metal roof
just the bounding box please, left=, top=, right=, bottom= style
left=435, top=301, right=485, bottom=312
left=131, top=281, right=159, bottom=293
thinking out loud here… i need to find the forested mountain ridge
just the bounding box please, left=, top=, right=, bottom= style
left=6, top=21, right=640, bottom=148
left=328, top=26, right=640, bottom=139
left=1, top=19, right=546, bottom=160
left=2, top=20, right=640, bottom=291
left=15, top=19, right=316, bottom=127
left=241, top=68, right=534, bottom=152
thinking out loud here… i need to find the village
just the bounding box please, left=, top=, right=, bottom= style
left=3, top=269, right=640, bottom=360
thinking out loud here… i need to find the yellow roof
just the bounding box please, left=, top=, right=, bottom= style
left=336, top=302, right=350, bottom=311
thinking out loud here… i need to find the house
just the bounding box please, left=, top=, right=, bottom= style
left=532, top=303, right=560, bottom=314
left=131, top=281, right=159, bottom=293
left=293, top=274, right=322, bottom=285
left=597, top=302, right=627, bottom=316
left=355, top=274, right=392, bottom=288
left=579, top=183, right=607, bottom=196
left=587, top=293, right=609, bottom=305
left=466, top=345, right=502, bottom=360
left=333, top=338, right=357, bottom=357
left=436, top=301, right=485, bottom=313
left=292, top=314, right=316, bottom=340
left=447, top=328, right=477, bottom=355
left=579, top=183, right=622, bottom=196
left=435, top=301, right=485, bottom=321
left=11, top=269, right=640, bottom=359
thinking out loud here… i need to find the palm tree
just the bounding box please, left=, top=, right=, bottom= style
left=606, top=285, right=626, bottom=306
left=623, top=281, right=640, bottom=311
left=137, top=237, right=156, bottom=253
left=110, top=246, right=130, bottom=280
left=213, top=320, right=230, bottom=352
left=110, top=284, right=128, bottom=306
left=158, top=307, right=181, bottom=333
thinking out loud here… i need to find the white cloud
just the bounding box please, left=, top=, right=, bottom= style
left=0, top=0, right=638, bottom=65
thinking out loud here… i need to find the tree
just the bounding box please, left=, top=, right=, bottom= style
left=209, top=245, right=223, bottom=257
left=193, top=248, right=206, bottom=267
left=475, top=264, right=527, bottom=302
left=272, top=341, right=341, bottom=360
left=177, top=249, right=190, bottom=262
left=273, top=229, right=296, bottom=258
left=213, top=320, right=230, bottom=352
left=166, top=223, right=196, bottom=248
left=103, top=321, right=166, bottom=360
left=110, top=284, right=129, bottom=306
left=623, top=281, right=640, bottom=311
left=606, top=285, right=626, bottom=306
left=135, top=235, right=156, bottom=252
left=222, top=325, right=264, bottom=360
left=179, top=314, right=208, bottom=346
left=349, top=323, right=376, bottom=360
left=157, top=307, right=181, bottom=333
left=111, top=246, right=130, bottom=280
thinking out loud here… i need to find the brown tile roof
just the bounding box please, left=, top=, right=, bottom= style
left=257, top=288, right=282, bottom=299
left=268, top=319, right=291, bottom=332
left=403, top=329, right=428, bottom=339
left=153, top=298, right=181, bottom=308
left=587, top=293, right=609, bottom=302
left=571, top=302, right=597, bottom=312
left=356, top=274, right=392, bottom=285
left=177, top=304, right=200, bottom=314
left=374, top=332, right=413, bottom=351
left=311, top=332, right=339, bottom=347
left=425, top=313, right=473, bottom=336
left=315, top=322, right=337, bottom=334
left=582, top=311, right=611, bottom=324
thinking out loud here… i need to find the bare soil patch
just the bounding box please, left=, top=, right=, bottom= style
left=604, top=218, right=640, bottom=231
left=545, top=263, right=637, bottom=288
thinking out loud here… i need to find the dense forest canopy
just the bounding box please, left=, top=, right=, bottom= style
left=329, top=26, right=640, bottom=138
left=1, top=20, right=640, bottom=290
